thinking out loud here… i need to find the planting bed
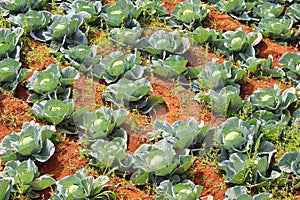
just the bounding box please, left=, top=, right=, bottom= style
left=1, top=0, right=300, bottom=200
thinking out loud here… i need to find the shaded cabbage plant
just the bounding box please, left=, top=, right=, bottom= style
left=89, top=137, right=134, bottom=174
left=104, top=77, right=164, bottom=114
left=51, top=168, right=116, bottom=200
left=169, top=0, right=210, bottom=29
left=131, top=139, right=194, bottom=185
left=73, top=106, right=129, bottom=145
left=26, top=64, right=80, bottom=103
left=32, top=99, right=74, bottom=125
left=135, top=30, right=190, bottom=58
left=156, top=179, right=203, bottom=200
left=193, top=61, right=245, bottom=91
left=0, top=159, right=56, bottom=199
left=0, top=27, right=24, bottom=60
left=62, top=45, right=101, bottom=73
left=110, top=27, right=144, bottom=46
left=147, top=117, right=209, bottom=151
left=0, top=121, right=55, bottom=162
left=195, top=85, right=243, bottom=117
left=0, top=58, right=30, bottom=92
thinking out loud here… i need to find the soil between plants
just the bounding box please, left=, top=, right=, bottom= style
left=0, top=1, right=300, bottom=199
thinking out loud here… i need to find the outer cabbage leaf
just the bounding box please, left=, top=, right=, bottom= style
left=0, top=0, right=44, bottom=16
left=135, top=30, right=190, bottom=56
left=110, top=27, right=143, bottom=46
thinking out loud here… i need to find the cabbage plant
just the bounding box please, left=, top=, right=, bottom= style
left=150, top=55, right=188, bottom=78
left=222, top=27, right=262, bottom=61
left=73, top=106, right=128, bottom=145
left=26, top=64, right=79, bottom=103
left=256, top=18, right=297, bottom=42
left=278, top=151, right=300, bottom=178
left=225, top=186, right=272, bottom=200
left=278, top=52, right=300, bottom=85
left=148, top=117, right=209, bottom=150
left=0, top=58, right=30, bottom=92
left=89, top=137, right=134, bottom=174
left=286, top=4, right=300, bottom=24
left=31, top=12, right=90, bottom=50
left=110, top=27, right=143, bottom=46
left=32, top=99, right=74, bottom=125
left=101, top=0, right=138, bottom=28
left=7, top=10, right=52, bottom=35
left=131, top=139, right=194, bottom=185
left=192, top=26, right=220, bottom=45
left=134, top=0, right=168, bottom=18
left=214, top=0, right=257, bottom=21
left=61, top=0, right=102, bottom=23
left=156, top=179, right=203, bottom=200
left=248, top=85, right=297, bottom=118
left=1, top=159, right=56, bottom=198
left=220, top=153, right=280, bottom=185
left=253, top=3, right=284, bottom=19
left=135, top=30, right=190, bottom=57
left=0, top=0, right=45, bottom=16
left=195, top=85, right=243, bottom=117
left=194, top=61, right=245, bottom=91
left=170, top=0, right=210, bottom=29
left=93, top=50, right=142, bottom=83
left=0, top=121, right=55, bottom=162
left=51, top=168, right=116, bottom=200
left=0, top=27, right=23, bottom=60
left=104, top=78, right=164, bottom=114
left=63, top=45, right=101, bottom=72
